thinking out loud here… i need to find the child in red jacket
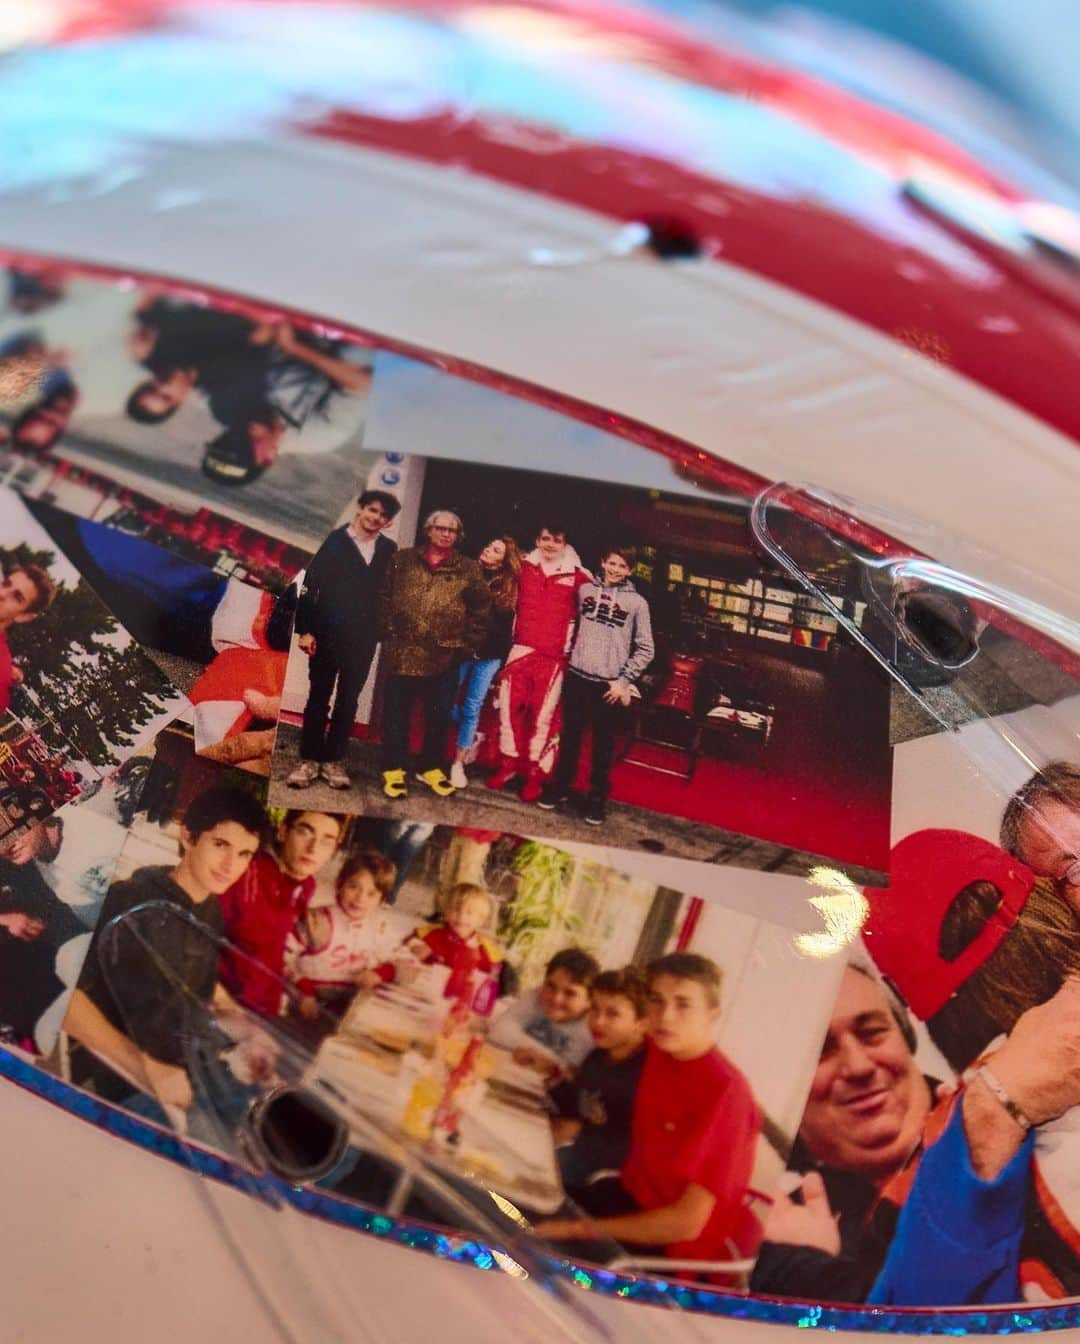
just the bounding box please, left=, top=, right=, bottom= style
left=406, top=882, right=503, bottom=1004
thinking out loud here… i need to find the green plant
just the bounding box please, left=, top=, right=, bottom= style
left=499, top=841, right=583, bottom=982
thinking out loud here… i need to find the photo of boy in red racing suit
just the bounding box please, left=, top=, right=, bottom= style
left=486, top=524, right=589, bottom=803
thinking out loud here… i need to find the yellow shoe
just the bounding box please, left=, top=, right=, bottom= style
left=382, top=768, right=408, bottom=799
left=415, top=768, right=456, bottom=798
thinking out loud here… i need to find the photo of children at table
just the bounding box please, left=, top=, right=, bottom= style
left=297, top=825, right=833, bottom=1286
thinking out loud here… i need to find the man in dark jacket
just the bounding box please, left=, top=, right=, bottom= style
left=377, top=510, right=491, bottom=801
left=287, top=490, right=401, bottom=791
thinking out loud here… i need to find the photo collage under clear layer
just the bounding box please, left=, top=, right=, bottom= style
left=1, top=262, right=1076, bottom=1310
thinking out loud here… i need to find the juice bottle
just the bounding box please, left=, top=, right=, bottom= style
left=432, top=1036, right=482, bottom=1142
left=401, top=1058, right=444, bottom=1140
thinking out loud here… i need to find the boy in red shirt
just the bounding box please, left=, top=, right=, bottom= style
left=536, top=953, right=761, bottom=1270
left=218, top=809, right=345, bottom=1016
left=487, top=523, right=589, bottom=803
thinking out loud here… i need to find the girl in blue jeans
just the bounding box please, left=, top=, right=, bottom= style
left=451, top=536, right=521, bottom=789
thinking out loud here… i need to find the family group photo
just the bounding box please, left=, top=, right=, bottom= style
left=270, top=450, right=895, bottom=879
left=34, top=710, right=839, bottom=1288
left=0, top=264, right=377, bottom=591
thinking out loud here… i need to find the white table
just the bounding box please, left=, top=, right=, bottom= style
left=308, top=987, right=564, bottom=1215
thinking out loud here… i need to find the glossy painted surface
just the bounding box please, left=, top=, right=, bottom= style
left=1, top=0, right=1077, bottom=442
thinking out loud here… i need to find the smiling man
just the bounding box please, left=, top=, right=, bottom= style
left=65, top=786, right=271, bottom=1121
left=750, top=963, right=933, bottom=1300
left=797, top=964, right=930, bottom=1181
left=218, top=808, right=345, bottom=1017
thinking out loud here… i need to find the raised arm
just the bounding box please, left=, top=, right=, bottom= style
left=274, top=324, right=371, bottom=395
left=871, top=979, right=1080, bottom=1307
left=868, top=1097, right=1030, bottom=1307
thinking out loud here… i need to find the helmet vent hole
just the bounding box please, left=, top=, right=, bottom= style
left=246, top=1085, right=348, bottom=1184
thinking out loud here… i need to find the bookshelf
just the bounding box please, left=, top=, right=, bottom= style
left=635, top=548, right=864, bottom=654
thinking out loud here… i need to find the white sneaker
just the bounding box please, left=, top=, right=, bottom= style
left=449, top=761, right=468, bottom=790
left=286, top=760, right=320, bottom=789
left=321, top=760, right=351, bottom=790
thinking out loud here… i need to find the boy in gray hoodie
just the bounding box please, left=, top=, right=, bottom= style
left=538, top=545, right=654, bottom=824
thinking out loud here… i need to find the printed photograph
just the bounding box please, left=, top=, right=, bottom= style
left=752, top=691, right=1080, bottom=1307
left=0, top=487, right=185, bottom=843
left=27, top=500, right=290, bottom=775
left=0, top=267, right=377, bottom=589
left=49, top=744, right=843, bottom=1285
left=46, top=718, right=283, bottom=1130
left=268, top=451, right=894, bottom=880
left=0, top=781, right=131, bottom=1057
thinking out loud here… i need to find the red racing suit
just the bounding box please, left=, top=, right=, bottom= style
left=495, top=547, right=589, bottom=772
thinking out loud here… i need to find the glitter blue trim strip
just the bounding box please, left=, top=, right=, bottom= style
left=3, top=1047, right=1078, bottom=1334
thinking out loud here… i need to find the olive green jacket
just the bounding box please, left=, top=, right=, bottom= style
left=378, top=548, right=492, bottom=677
